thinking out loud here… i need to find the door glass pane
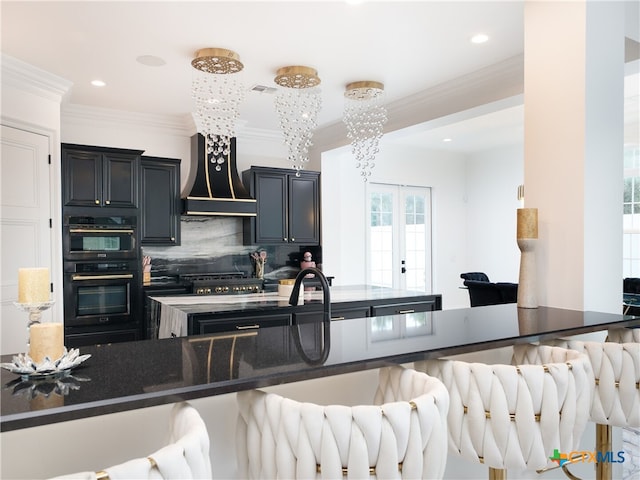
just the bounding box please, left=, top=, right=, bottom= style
left=404, top=194, right=427, bottom=292
left=370, top=192, right=394, bottom=288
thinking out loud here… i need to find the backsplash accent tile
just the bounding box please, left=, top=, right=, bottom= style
left=142, top=216, right=322, bottom=282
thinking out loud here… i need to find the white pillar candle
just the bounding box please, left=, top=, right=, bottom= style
left=29, top=323, right=64, bottom=363
left=18, top=267, right=50, bottom=303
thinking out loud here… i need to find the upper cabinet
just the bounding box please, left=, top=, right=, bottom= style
left=140, top=156, right=181, bottom=246
left=242, top=167, right=320, bottom=245
left=62, top=143, right=142, bottom=208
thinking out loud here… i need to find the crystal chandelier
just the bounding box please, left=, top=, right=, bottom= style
left=273, top=66, right=322, bottom=174
left=343, top=81, right=388, bottom=180
left=191, top=48, right=245, bottom=171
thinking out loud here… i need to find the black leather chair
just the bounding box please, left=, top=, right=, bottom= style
left=464, top=280, right=518, bottom=307
left=460, top=272, right=490, bottom=282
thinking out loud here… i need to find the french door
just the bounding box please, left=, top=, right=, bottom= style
left=366, top=183, right=432, bottom=292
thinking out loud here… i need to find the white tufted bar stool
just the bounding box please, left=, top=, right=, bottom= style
left=416, top=344, right=594, bottom=480
left=49, top=402, right=212, bottom=479
left=607, top=326, right=640, bottom=343
left=540, top=337, right=640, bottom=480
left=236, top=365, right=450, bottom=479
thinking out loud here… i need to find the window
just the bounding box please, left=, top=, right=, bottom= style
left=624, top=145, right=640, bottom=277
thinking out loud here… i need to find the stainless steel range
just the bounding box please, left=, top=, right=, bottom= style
left=179, top=272, right=262, bottom=295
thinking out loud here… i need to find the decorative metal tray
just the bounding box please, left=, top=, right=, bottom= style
left=1, top=348, right=91, bottom=380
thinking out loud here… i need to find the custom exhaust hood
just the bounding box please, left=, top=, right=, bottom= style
left=182, top=134, right=257, bottom=216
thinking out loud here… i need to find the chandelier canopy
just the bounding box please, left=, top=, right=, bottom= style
left=191, top=48, right=245, bottom=170
left=343, top=81, right=388, bottom=181
left=274, top=66, right=322, bottom=174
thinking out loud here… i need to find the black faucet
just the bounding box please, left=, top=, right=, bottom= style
left=289, top=267, right=331, bottom=365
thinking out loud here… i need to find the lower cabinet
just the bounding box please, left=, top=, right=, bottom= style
left=191, top=313, right=292, bottom=368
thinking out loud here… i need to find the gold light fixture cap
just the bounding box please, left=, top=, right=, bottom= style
left=192, top=48, right=243, bottom=74
left=274, top=66, right=321, bottom=89
left=345, top=81, right=384, bottom=100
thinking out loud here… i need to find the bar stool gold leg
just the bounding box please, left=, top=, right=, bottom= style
left=489, top=467, right=506, bottom=480
left=596, top=423, right=612, bottom=480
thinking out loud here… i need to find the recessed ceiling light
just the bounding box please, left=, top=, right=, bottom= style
left=136, top=55, right=166, bottom=67
left=443, top=138, right=452, bottom=142
left=470, top=33, right=489, bottom=44
left=91, top=80, right=106, bottom=87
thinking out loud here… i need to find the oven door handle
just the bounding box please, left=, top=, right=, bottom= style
left=68, top=228, right=135, bottom=234
left=72, top=274, right=135, bottom=281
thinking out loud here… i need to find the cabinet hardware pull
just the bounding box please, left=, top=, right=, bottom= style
left=105, top=200, right=111, bottom=205
left=236, top=324, right=260, bottom=330
left=72, top=274, right=134, bottom=281
left=291, top=237, right=295, bottom=241
left=331, top=316, right=345, bottom=320
left=398, top=309, right=415, bottom=314
left=69, top=228, right=135, bottom=234
left=95, top=200, right=100, bottom=204
left=170, top=237, right=175, bottom=241
left=283, top=237, right=287, bottom=241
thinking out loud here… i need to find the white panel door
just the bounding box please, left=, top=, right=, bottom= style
left=366, top=183, right=432, bottom=292
left=1, top=125, right=52, bottom=355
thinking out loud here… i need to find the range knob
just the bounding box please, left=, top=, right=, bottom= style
left=214, top=286, right=223, bottom=293
left=196, top=288, right=204, bottom=295
left=206, top=288, right=212, bottom=294
left=223, top=286, right=229, bottom=292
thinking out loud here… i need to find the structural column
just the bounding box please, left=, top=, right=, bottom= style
left=523, top=0, right=625, bottom=312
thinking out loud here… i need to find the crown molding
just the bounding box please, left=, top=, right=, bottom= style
left=311, top=54, right=525, bottom=157
left=1, top=53, right=72, bottom=102
left=61, top=103, right=195, bottom=136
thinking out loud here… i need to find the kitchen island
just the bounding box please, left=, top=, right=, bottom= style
left=2, top=303, right=638, bottom=432
left=149, top=285, right=442, bottom=338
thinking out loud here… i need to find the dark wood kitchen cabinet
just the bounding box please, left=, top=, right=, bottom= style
left=140, top=156, right=181, bottom=246
left=62, top=143, right=142, bottom=208
left=242, top=167, right=320, bottom=245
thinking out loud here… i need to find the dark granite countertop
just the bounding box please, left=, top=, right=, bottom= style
left=1, top=304, right=638, bottom=432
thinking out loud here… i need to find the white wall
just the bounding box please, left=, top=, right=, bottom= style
left=465, top=144, right=524, bottom=284
left=321, top=142, right=471, bottom=309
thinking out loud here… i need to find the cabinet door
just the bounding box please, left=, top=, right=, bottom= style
left=140, top=158, right=181, bottom=245
left=288, top=173, right=320, bottom=244
left=103, top=152, right=139, bottom=208
left=62, top=149, right=102, bottom=207
left=192, top=313, right=292, bottom=367
left=255, top=171, right=288, bottom=243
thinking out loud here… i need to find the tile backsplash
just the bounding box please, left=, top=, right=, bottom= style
left=142, top=216, right=321, bottom=282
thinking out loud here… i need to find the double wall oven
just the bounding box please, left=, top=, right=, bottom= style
left=63, top=215, right=142, bottom=346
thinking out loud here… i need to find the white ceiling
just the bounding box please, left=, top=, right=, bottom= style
left=1, top=1, right=638, bottom=153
